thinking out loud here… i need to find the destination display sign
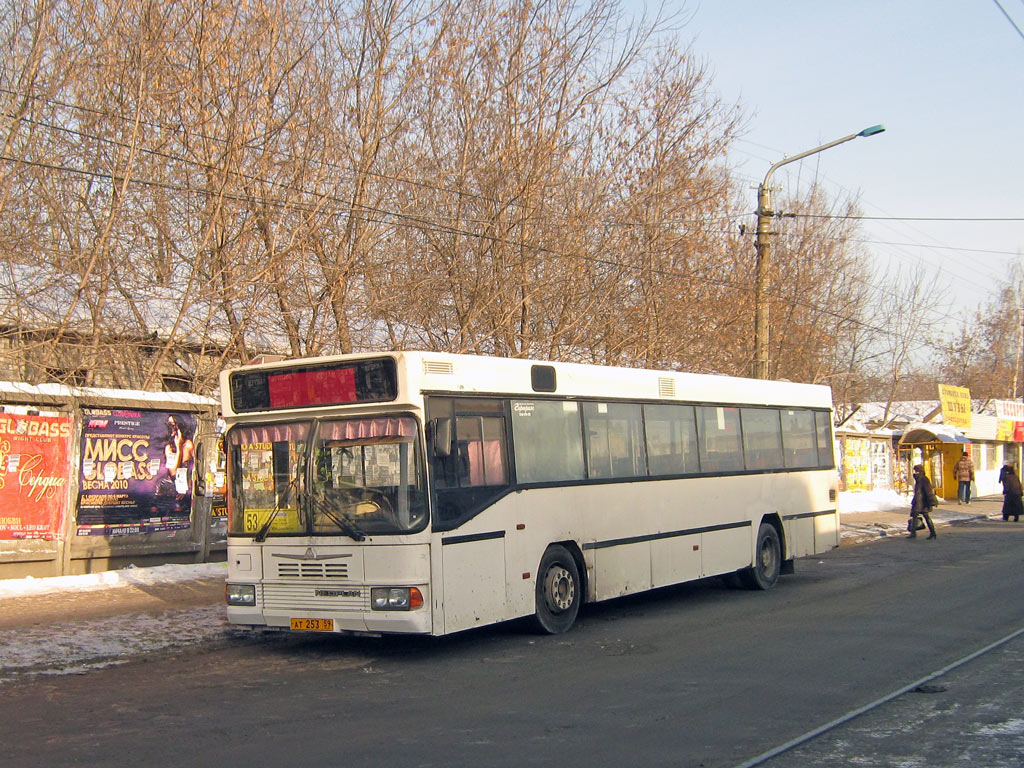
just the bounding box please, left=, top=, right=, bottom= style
left=229, top=357, right=398, bottom=413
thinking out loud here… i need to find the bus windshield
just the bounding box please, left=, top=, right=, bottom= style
left=311, top=416, right=427, bottom=535
left=226, top=421, right=309, bottom=537
left=226, top=416, right=427, bottom=537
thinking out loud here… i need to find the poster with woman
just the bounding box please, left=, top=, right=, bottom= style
left=77, top=408, right=197, bottom=536
left=0, top=413, right=72, bottom=540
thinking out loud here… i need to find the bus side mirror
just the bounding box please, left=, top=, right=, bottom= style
left=432, top=418, right=452, bottom=458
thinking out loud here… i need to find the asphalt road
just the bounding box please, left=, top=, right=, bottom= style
left=2, top=517, right=1024, bottom=768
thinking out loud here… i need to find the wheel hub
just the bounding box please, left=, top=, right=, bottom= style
left=544, top=565, right=575, bottom=613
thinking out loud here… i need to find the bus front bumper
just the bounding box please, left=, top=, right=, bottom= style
left=226, top=601, right=433, bottom=635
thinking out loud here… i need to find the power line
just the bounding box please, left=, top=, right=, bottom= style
left=793, top=214, right=1024, bottom=223
left=726, top=142, right=1019, bottom=302
left=993, top=0, right=1024, bottom=42
left=0, top=97, right=993, bottom=366
left=6, top=90, right=1022, bottom=239
left=0, top=150, right=948, bottom=360
left=857, top=240, right=1022, bottom=257
left=0, top=96, right=746, bottom=232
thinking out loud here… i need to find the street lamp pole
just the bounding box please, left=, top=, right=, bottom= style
left=752, top=124, right=885, bottom=379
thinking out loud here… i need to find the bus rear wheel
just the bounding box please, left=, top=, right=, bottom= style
left=533, top=545, right=581, bottom=634
left=740, top=522, right=781, bottom=590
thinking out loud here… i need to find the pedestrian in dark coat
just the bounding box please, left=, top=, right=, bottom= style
left=1001, top=466, right=1023, bottom=522
left=908, top=464, right=937, bottom=539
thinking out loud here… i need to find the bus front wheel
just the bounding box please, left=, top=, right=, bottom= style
left=740, top=523, right=781, bottom=590
left=533, top=545, right=581, bottom=634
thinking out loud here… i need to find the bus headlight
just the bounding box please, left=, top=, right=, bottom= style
left=226, top=583, right=256, bottom=606
left=371, top=587, right=424, bottom=611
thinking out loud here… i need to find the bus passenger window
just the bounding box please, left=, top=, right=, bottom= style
left=644, top=404, right=699, bottom=476
left=781, top=409, right=818, bottom=468
left=511, top=400, right=585, bottom=483
left=814, top=411, right=834, bottom=467
left=583, top=402, right=646, bottom=479
left=740, top=408, right=784, bottom=471
left=696, top=406, right=743, bottom=473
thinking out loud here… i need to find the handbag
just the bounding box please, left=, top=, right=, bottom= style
left=907, top=516, right=926, bottom=532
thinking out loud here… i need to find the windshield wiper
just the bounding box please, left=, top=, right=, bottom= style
left=254, top=482, right=297, bottom=542
left=253, top=500, right=284, bottom=542
left=309, top=491, right=366, bottom=542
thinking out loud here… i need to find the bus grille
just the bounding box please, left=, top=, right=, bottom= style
left=262, top=582, right=367, bottom=611
left=277, top=562, right=349, bottom=579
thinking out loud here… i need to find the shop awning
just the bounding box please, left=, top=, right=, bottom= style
left=899, top=424, right=970, bottom=444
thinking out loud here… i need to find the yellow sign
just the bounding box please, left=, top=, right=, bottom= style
left=843, top=437, right=870, bottom=491
left=938, top=384, right=972, bottom=429
left=996, top=419, right=1016, bottom=442
left=242, top=507, right=301, bottom=533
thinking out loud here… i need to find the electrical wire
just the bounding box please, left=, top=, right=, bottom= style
left=993, top=0, right=1024, bottom=42
left=726, top=143, right=1019, bottom=328
left=0, top=96, right=1005, bottom=366
left=796, top=214, right=1024, bottom=222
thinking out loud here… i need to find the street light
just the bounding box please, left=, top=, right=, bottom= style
left=752, top=124, right=885, bottom=379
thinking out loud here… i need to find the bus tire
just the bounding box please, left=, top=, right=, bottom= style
left=533, top=545, right=581, bottom=634
left=740, top=522, right=781, bottom=590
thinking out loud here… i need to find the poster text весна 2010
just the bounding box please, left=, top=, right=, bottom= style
left=77, top=408, right=197, bottom=536
left=0, top=414, right=73, bottom=540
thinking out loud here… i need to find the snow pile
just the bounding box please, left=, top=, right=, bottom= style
left=0, top=562, right=226, bottom=600
left=838, top=489, right=914, bottom=541
left=839, top=489, right=908, bottom=515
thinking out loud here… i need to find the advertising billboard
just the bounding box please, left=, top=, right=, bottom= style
left=0, top=414, right=73, bottom=540
left=76, top=408, right=197, bottom=536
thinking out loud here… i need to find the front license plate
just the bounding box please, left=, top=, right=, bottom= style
left=290, top=618, right=334, bottom=631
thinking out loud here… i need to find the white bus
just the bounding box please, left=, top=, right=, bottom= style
left=222, top=352, right=839, bottom=636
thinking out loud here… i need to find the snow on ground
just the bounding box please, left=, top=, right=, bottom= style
left=838, top=489, right=911, bottom=540
left=0, top=604, right=234, bottom=683
left=838, top=489, right=908, bottom=514
left=0, top=562, right=232, bottom=684
left=0, top=561, right=226, bottom=599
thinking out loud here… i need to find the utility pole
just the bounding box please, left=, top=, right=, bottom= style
left=751, top=124, right=885, bottom=380
left=753, top=180, right=774, bottom=381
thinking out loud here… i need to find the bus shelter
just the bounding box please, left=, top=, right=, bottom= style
left=898, top=424, right=970, bottom=500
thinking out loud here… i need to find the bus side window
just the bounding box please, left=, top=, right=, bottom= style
left=643, top=404, right=699, bottom=476
left=740, top=407, right=784, bottom=471
left=457, top=416, right=507, bottom=486
left=583, top=402, right=646, bottom=479
left=696, top=406, right=743, bottom=474
left=511, top=400, right=585, bottom=483
left=814, top=411, right=834, bottom=468
left=781, top=409, right=817, bottom=468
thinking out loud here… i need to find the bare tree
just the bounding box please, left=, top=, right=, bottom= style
left=938, top=261, right=1024, bottom=399
left=0, top=0, right=914, bottom=399
left=865, top=265, right=946, bottom=421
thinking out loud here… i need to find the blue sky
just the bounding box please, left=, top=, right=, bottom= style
left=655, top=0, right=1024, bottom=327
